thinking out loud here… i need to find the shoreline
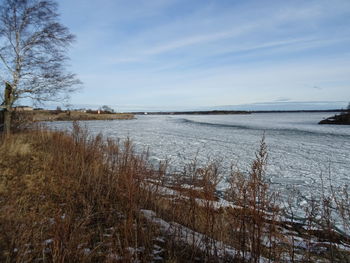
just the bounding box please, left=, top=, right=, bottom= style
left=129, top=109, right=345, bottom=115
left=13, top=110, right=135, bottom=122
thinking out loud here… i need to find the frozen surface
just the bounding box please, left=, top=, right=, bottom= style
left=47, top=112, right=350, bottom=205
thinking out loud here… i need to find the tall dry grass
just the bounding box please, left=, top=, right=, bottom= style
left=0, top=124, right=349, bottom=262
left=0, top=124, right=159, bottom=262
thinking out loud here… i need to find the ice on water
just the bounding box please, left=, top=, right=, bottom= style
left=48, top=112, right=350, bottom=208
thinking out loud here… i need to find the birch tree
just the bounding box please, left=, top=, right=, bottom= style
left=0, top=0, right=81, bottom=134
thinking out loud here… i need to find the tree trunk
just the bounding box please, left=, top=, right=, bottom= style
left=3, top=109, right=11, bottom=135
left=3, top=82, right=13, bottom=135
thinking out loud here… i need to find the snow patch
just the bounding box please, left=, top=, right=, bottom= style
left=141, top=209, right=269, bottom=262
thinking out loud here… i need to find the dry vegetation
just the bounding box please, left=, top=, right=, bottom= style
left=9, top=110, right=134, bottom=123
left=0, top=124, right=350, bottom=262
left=34, top=110, right=134, bottom=122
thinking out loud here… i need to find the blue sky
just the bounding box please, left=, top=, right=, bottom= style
left=58, top=0, right=350, bottom=111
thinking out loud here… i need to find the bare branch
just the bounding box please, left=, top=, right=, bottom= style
left=0, top=52, right=13, bottom=73
left=0, top=0, right=81, bottom=109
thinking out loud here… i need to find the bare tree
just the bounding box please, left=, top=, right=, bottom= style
left=0, top=0, right=81, bottom=134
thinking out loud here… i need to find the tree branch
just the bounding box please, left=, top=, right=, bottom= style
left=0, top=53, right=13, bottom=73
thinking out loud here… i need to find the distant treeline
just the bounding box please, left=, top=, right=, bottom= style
left=131, top=110, right=250, bottom=115
left=130, top=109, right=345, bottom=115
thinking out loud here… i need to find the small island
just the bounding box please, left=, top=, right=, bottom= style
left=318, top=113, right=350, bottom=125
left=319, top=112, right=350, bottom=125
left=319, top=103, right=350, bottom=125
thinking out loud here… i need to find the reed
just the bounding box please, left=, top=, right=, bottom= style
left=0, top=124, right=349, bottom=262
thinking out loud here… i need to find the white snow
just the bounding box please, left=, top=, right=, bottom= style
left=141, top=209, right=270, bottom=262
left=43, top=239, right=53, bottom=245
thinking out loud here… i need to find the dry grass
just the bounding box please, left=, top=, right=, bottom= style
left=0, top=125, right=349, bottom=262
left=0, top=125, right=158, bottom=262
left=9, top=110, right=134, bottom=123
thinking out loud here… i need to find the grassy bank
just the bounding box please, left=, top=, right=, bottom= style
left=0, top=126, right=349, bottom=262
left=12, top=110, right=134, bottom=122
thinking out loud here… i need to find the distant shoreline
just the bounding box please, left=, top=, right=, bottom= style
left=130, top=109, right=344, bottom=115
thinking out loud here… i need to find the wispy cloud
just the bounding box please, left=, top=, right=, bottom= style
left=274, top=97, right=292, bottom=102
left=143, top=26, right=255, bottom=55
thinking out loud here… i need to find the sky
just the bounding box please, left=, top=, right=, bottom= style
left=57, top=0, right=350, bottom=111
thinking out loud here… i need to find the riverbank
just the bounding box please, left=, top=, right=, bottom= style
left=0, top=110, right=134, bottom=125
left=30, top=110, right=134, bottom=121
left=1, top=126, right=349, bottom=262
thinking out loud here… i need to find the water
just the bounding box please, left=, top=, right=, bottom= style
left=48, top=112, right=350, bottom=204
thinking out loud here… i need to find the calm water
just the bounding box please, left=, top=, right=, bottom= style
left=48, top=112, right=350, bottom=205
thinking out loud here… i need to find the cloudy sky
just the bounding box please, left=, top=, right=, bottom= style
left=58, top=0, right=350, bottom=111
